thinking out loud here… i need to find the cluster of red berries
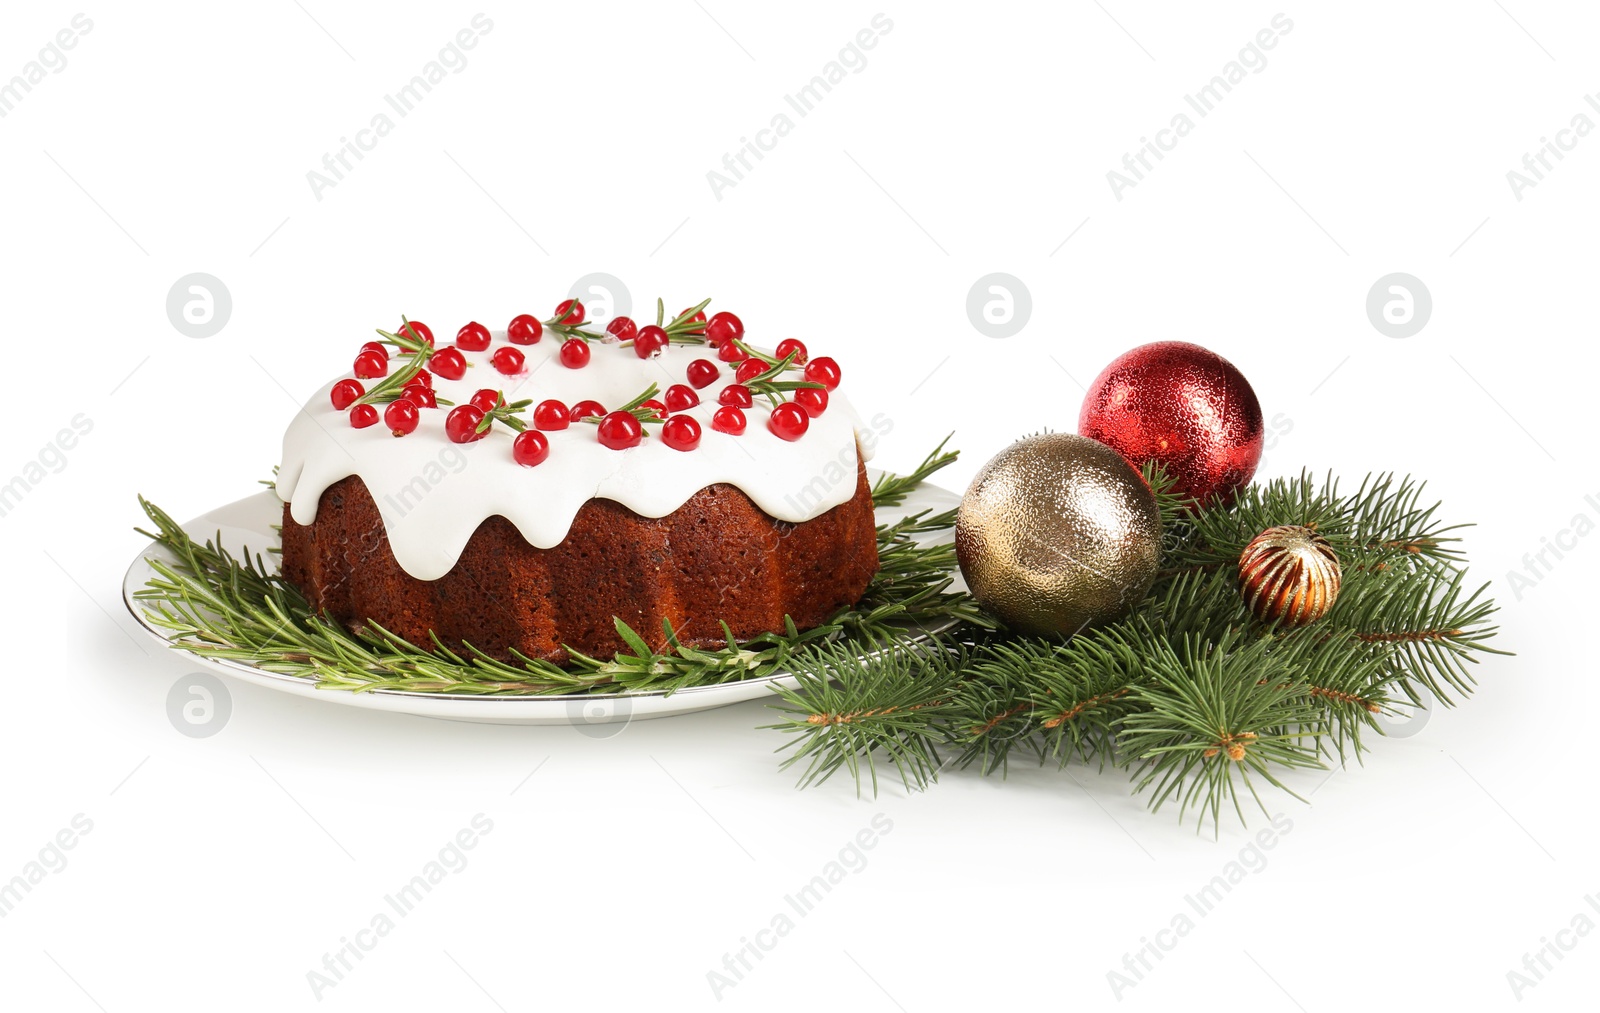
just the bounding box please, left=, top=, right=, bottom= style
left=329, top=301, right=844, bottom=466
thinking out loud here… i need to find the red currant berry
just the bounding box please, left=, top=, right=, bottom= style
left=330, top=379, right=365, bottom=410
left=533, top=400, right=571, bottom=430
left=711, top=406, right=747, bottom=435
left=349, top=403, right=380, bottom=429
left=605, top=316, right=638, bottom=343
left=794, top=387, right=829, bottom=417
left=705, top=311, right=743, bottom=347
left=641, top=399, right=668, bottom=420
left=491, top=346, right=525, bottom=375
left=718, top=384, right=753, bottom=408
left=353, top=350, right=388, bottom=379
left=775, top=338, right=808, bottom=364
left=456, top=321, right=491, bottom=351
left=767, top=402, right=810, bottom=441
left=679, top=308, right=708, bottom=335
left=411, top=369, right=434, bottom=389
left=597, top=410, right=643, bottom=450
left=735, top=357, right=768, bottom=383
left=717, top=339, right=748, bottom=363
left=804, top=356, right=840, bottom=391
left=470, top=388, right=501, bottom=413
left=559, top=338, right=591, bottom=369
left=664, top=384, right=699, bottom=413
left=512, top=430, right=550, bottom=467
left=508, top=314, right=543, bottom=344
left=431, top=346, right=468, bottom=380
left=554, top=298, right=585, bottom=326
left=402, top=384, right=437, bottom=409
left=569, top=399, right=606, bottom=421
left=360, top=340, right=390, bottom=360
left=399, top=321, right=434, bottom=348
left=445, top=405, right=488, bottom=443
left=686, top=358, right=720, bottom=389
left=661, top=415, right=702, bottom=451
left=385, top=398, right=420, bottom=437
left=634, top=325, right=668, bottom=359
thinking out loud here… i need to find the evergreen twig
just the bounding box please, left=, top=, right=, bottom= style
left=769, top=462, right=1507, bottom=835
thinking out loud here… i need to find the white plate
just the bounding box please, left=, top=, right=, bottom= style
left=122, top=475, right=964, bottom=725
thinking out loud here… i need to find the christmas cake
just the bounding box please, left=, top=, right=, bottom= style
left=276, top=301, right=879, bottom=665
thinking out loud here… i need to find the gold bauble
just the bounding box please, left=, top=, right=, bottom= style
left=955, top=433, right=1162, bottom=636
left=1238, top=525, right=1342, bottom=626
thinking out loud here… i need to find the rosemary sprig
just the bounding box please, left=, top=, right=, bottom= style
left=475, top=392, right=533, bottom=436
left=381, top=318, right=432, bottom=356
left=356, top=317, right=436, bottom=406
left=613, top=297, right=716, bottom=351
left=727, top=345, right=824, bottom=407
left=130, top=441, right=969, bottom=698
left=870, top=434, right=959, bottom=508
left=575, top=384, right=664, bottom=430
left=656, top=297, right=712, bottom=341
left=542, top=301, right=608, bottom=343
left=733, top=339, right=783, bottom=368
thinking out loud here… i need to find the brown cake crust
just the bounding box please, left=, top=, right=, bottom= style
left=278, top=460, right=879, bottom=665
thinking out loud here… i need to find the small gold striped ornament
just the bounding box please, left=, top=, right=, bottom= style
left=1238, top=525, right=1342, bottom=626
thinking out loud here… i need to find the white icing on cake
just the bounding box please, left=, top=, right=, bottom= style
left=276, top=325, right=872, bottom=580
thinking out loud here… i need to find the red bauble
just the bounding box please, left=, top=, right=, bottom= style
left=1078, top=341, right=1262, bottom=506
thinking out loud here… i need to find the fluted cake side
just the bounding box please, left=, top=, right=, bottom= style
left=280, top=461, right=879, bottom=665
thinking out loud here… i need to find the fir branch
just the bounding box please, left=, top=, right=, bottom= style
left=769, top=458, right=1507, bottom=834
left=1118, top=632, right=1325, bottom=833
left=765, top=638, right=962, bottom=796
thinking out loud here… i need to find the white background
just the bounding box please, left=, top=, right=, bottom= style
left=1, top=1, right=1595, bottom=1009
